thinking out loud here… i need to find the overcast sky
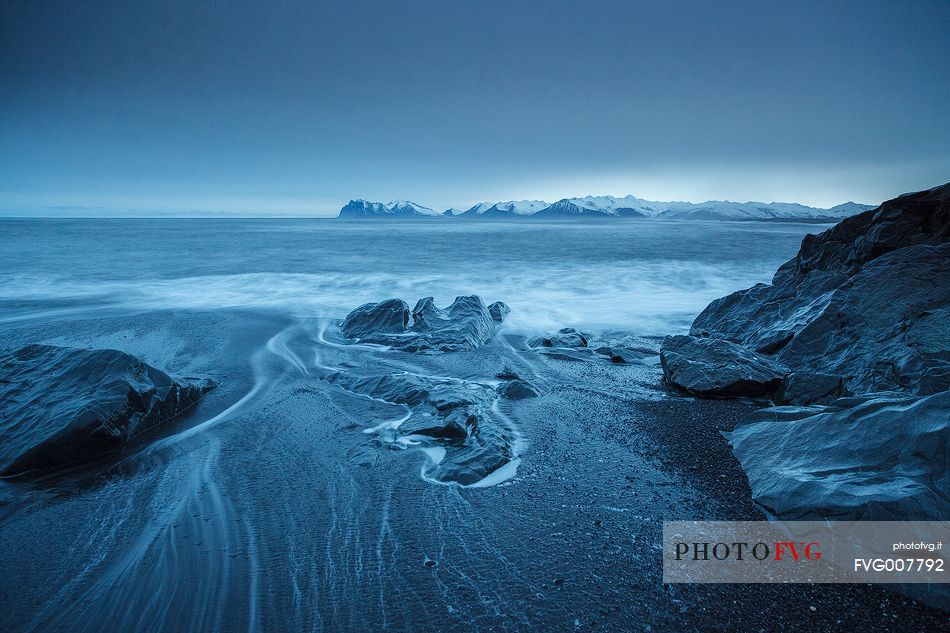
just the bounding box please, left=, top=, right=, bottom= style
left=2, top=0, right=948, bottom=216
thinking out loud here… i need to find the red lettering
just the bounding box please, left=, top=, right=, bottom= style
left=774, top=541, right=800, bottom=561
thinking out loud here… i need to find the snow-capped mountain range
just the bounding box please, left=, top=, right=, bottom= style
left=338, top=199, right=443, bottom=218
left=337, top=196, right=874, bottom=221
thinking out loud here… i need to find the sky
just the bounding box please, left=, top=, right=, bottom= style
left=1, top=0, right=949, bottom=217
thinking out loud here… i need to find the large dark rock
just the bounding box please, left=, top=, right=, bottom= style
left=792, top=182, right=950, bottom=276
left=0, top=344, right=215, bottom=477
left=689, top=182, right=950, bottom=395
left=340, top=299, right=410, bottom=339
left=340, top=295, right=508, bottom=352
left=726, top=390, right=950, bottom=521
left=660, top=334, right=789, bottom=398
left=324, top=371, right=515, bottom=485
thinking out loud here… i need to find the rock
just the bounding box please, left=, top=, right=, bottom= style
left=594, top=345, right=649, bottom=363
left=324, top=371, right=514, bottom=485
left=689, top=183, right=950, bottom=395
left=496, top=379, right=540, bottom=400
left=776, top=244, right=950, bottom=394
left=659, top=335, right=790, bottom=398
left=488, top=301, right=511, bottom=323
left=340, top=295, right=508, bottom=353
left=726, top=390, right=950, bottom=521
left=340, top=298, right=410, bottom=339
left=399, top=410, right=470, bottom=440
left=777, top=372, right=849, bottom=406
left=528, top=327, right=589, bottom=349
left=793, top=183, right=950, bottom=277
left=0, top=344, right=215, bottom=477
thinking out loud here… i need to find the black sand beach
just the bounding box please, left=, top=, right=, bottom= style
left=1, top=308, right=944, bottom=631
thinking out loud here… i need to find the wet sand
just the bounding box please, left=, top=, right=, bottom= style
left=0, top=309, right=945, bottom=631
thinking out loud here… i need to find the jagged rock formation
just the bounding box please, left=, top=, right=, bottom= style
left=340, top=298, right=410, bottom=339
left=665, top=182, right=950, bottom=399
left=0, top=344, right=215, bottom=476
left=340, top=295, right=509, bottom=352
left=324, top=371, right=515, bottom=485
left=662, top=182, right=950, bottom=523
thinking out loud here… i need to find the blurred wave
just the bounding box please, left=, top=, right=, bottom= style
left=0, top=218, right=820, bottom=334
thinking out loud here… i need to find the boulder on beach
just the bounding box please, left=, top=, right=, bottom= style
left=726, top=390, right=950, bottom=521
left=324, top=371, right=515, bottom=485
left=659, top=334, right=790, bottom=398
left=0, top=344, right=216, bottom=477
left=340, top=295, right=509, bottom=352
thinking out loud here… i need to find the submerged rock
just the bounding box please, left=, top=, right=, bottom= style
left=726, top=390, right=950, bottom=521
left=0, top=344, right=215, bottom=477
left=340, top=295, right=509, bottom=352
left=324, top=371, right=515, bottom=485
left=659, top=335, right=789, bottom=398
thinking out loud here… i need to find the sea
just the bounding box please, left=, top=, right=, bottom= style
left=0, top=217, right=822, bottom=333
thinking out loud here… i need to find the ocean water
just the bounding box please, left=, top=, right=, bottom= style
left=0, top=218, right=824, bottom=332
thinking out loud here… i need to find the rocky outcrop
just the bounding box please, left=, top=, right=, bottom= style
left=687, top=182, right=950, bottom=396
left=324, top=371, right=515, bottom=485
left=669, top=182, right=950, bottom=525
left=727, top=390, right=950, bottom=521
left=340, top=295, right=509, bottom=352
left=0, top=344, right=215, bottom=477
left=660, top=335, right=790, bottom=398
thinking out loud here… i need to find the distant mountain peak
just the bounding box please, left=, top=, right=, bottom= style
left=338, top=199, right=441, bottom=218
left=461, top=200, right=548, bottom=216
